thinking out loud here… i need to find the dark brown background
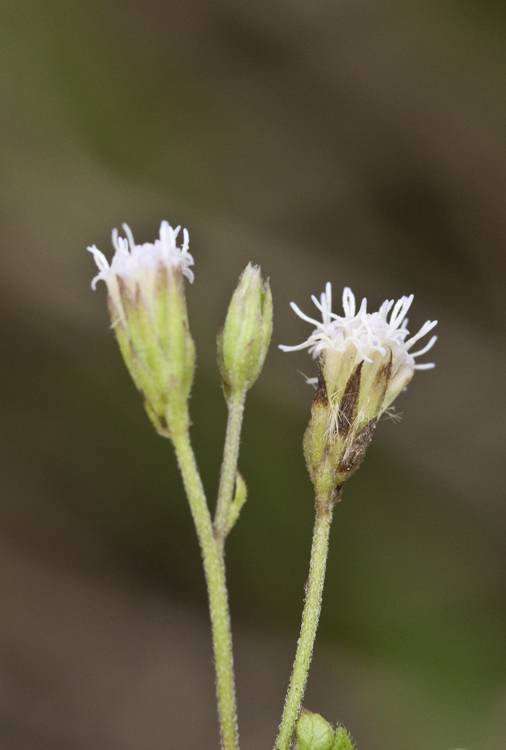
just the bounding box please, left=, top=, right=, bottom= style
left=0, top=1, right=505, bottom=748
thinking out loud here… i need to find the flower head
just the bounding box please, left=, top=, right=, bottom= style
left=88, top=220, right=195, bottom=438
left=281, top=283, right=436, bottom=411
left=281, top=284, right=437, bottom=498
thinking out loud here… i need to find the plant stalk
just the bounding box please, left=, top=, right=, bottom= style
left=171, top=425, right=238, bottom=750
left=275, top=499, right=335, bottom=750
left=214, top=389, right=247, bottom=539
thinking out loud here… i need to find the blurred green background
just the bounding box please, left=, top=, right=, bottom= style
left=0, top=1, right=505, bottom=748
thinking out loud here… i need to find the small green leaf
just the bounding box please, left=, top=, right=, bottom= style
left=227, top=471, right=247, bottom=531
left=332, top=725, right=355, bottom=750
left=296, top=711, right=335, bottom=750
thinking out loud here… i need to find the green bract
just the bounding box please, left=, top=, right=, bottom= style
left=303, top=349, right=392, bottom=500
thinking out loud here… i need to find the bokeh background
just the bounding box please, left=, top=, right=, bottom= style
left=0, top=1, right=505, bottom=748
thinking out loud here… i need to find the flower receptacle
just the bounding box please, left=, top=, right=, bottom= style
left=110, top=265, right=195, bottom=437
left=304, top=350, right=394, bottom=499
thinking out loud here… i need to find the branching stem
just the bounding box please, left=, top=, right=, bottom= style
left=171, top=425, right=238, bottom=750
left=214, top=389, right=247, bottom=540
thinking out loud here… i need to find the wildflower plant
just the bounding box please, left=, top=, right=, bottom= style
left=88, top=218, right=438, bottom=750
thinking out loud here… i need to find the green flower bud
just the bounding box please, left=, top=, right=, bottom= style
left=296, top=711, right=335, bottom=750
left=332, top=726, right=355, bottom=750
left=89, top=220, right=196, bottom=438
left=281, top=284, right=437, bottom=501
left=218, top=263, right=273, bottom=396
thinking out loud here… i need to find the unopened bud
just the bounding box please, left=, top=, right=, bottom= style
left=332, top=726, right=355, bottom=750
left=218, top=263, right=273, bottom=395
left=88, top=220, right=195, bottom=438
left=296, top=711, right=335, bottom=750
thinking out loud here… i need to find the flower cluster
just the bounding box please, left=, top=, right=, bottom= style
left=88, top=220, right=195, bottom=437
left=281, top=283, right=437, bottom=498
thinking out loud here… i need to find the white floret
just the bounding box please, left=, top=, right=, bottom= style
left=280, top=283, right=437, bottom=371
left=88, top=220, right=194, bottom=290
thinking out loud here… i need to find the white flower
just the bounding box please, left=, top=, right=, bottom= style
left=87, top=220, right=196, bottom=437
left=88, top=219, right=194, bottom=291
left=285, top=284, right=438, bottom=490
left=280, top=282, right=437, bottom=375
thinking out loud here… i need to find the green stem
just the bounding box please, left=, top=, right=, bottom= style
left=171, top=426, right=238, bottom=750
left=275, top=500, right=335, bottom=750
left=214, top=389, right=246, bottom=539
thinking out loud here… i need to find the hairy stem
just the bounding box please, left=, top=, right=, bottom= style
left=275, top=500, right=335, bottom=750
left=171, top=426, right=238, bottom=750
left=214, top=389, right=247, bottom=539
